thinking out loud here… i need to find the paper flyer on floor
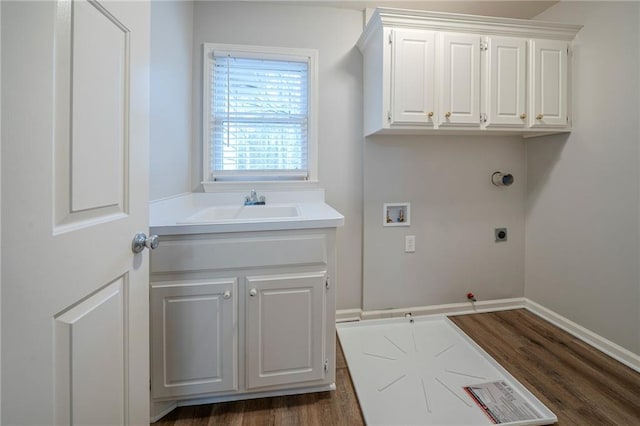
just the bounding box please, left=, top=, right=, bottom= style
left=463, top=381, right=543, bottom=424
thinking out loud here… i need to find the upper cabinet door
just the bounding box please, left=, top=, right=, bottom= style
left=390, top=29, right=436, bottom=125
left=485, top=36, right=527, bottom=127
left=440, top=33, right=481, bottom=127
left=529, top=39, right=568, bottom=128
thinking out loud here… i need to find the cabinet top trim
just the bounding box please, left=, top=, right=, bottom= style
left=357, top=7, right=582, bottom=49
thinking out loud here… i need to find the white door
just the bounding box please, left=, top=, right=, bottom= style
left=245, top=272, right=326, bottom=389
left=529, top=39, right=568, bottom=128
left=2, top=1, right=150, bottom=424
left=390, top=29, right=436, bottom=126
left=485, top=36, right=527, bottom=127
left=440, top=33, right=481, bottom=127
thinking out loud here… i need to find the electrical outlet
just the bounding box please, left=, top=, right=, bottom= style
left=495, top=228, right=508, bottom=242
left=405, top=235, right=416, bottom=252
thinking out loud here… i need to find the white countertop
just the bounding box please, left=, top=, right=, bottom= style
left=150, top=190, right=344, bottom=235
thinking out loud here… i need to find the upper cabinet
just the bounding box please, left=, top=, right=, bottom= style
left=358, top=8, right=582, bottom=137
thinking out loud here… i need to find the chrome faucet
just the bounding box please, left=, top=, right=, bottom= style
left=244, top=190, right=266, bottom=206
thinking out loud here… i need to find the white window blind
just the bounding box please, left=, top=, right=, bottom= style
left=209, top=52, right=310, bottom=180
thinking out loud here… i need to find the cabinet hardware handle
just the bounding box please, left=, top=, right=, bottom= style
left=427, top=111, right=434, bottom=118
left=520, top=113, right=527, bottom=120
left=249, top=288, right=257, bottom=297
left=223, top=291, right=231, bottom=299
left=536, top=113, right=544, bottom=120
left=445, top=112, right=451, bottom=118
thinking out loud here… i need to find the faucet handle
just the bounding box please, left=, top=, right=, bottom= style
left=244, top=190, right=265, bottom=205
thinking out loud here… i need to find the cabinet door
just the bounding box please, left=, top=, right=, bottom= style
left=246, top=272, right=326, bottom=389
left=485, top=37, right=527, bottom=127
left=390, top=29, right=436, bottom=125
left=529, top=39, right=568, bottom=128
left=440, top=33, right=481, bottom=126
left=151, top=279, right=237, bottom=398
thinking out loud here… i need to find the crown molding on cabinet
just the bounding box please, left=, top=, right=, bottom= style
left=358, top=7, right=582, bottom=50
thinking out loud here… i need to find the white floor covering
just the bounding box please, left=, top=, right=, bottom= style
left=337, top=316, right=556, bottom=425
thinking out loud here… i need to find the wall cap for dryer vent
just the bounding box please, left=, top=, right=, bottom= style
left=492, top=172, right=514, bottom=186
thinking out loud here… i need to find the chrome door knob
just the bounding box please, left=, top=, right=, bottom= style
left=223, top=291, right=231, bottom=299
left=249, top=288, right=257, bottom=297
left=131, top=233, right=159, bottom=254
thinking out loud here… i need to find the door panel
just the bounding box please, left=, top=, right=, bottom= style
left=1, top=0, right=150, bottom=424
left=70, top=0, right=128, bottom=213
left=54, top=0, right=132, bottom=233
left=54, top=277, right=127, bottom=425
left=246, top=272, right=326, bottom=389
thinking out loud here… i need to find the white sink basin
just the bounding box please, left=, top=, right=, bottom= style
left=236, top=205, right=300, bottom=219
left=180, top=204, right=301, bottom=224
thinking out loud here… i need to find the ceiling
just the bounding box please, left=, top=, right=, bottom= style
left=198, top=1, right=560, bottom=20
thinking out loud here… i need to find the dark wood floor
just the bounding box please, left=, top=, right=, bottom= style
left=155, top=309, right=640, bottom=425
left=451, top=309, right=640, bottom=425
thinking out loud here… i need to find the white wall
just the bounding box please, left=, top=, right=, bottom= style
left=191, top=2, right=364, bottom=310
left=526, top=1, right=640, bottom=354
left=150, top=1, right=194, bottom=201
left=363, top=136, right=526, bottom=310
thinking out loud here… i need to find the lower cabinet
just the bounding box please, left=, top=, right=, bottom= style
left=149, top=229, right=336, bottom=413
left=150, top=279, right=238, bottom=399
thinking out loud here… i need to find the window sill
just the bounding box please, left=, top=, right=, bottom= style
left=201, top=179, right=320, bottom=193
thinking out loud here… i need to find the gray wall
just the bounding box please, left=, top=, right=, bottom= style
left=191, top=2, right=364, bottom=310
left=150, top=1, right=194, bottom=201
left=363, top=136, right=526, bottom=310
left=526, top=1, right=640, bottom=354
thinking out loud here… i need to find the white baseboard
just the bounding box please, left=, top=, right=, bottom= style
left=524, top=299, right=640, bottom=374
left=336, top=308, right=362, bottom=323
left=358, top=297, right=526, bottom=321
left=337, top=297, right=640, bottom=373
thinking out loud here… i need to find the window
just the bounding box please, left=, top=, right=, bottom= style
left=203, top=43, right=318, bottom=185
